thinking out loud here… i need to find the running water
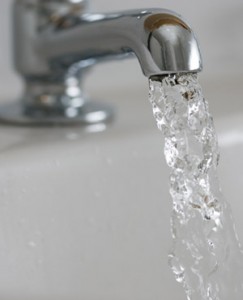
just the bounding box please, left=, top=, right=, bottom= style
left=149, top=73, right=243, bottom=299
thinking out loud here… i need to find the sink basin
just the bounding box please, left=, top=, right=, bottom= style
left=0, top=75, right=242, bottom=299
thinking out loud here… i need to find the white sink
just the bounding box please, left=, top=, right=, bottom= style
left=0, top=76, right=242, bottom=299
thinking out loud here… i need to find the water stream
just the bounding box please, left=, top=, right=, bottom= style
left=149, top=73, right=243, bottom=299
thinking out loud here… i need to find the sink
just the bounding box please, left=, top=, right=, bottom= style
left=0, top=75, right=242, bottom=299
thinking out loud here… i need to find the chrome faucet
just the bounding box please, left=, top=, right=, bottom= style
left=2, top=0, right=202, bottom=125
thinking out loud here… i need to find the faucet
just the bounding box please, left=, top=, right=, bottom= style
left=3, top=0, right=202, bottom=125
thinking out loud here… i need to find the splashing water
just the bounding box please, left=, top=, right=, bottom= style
left=149, top=73, right=243, bottom=299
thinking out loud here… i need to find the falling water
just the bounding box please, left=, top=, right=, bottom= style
left=149, top=73, right=243, bottom=299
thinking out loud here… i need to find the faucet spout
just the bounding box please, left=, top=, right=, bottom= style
left=7, top=1, right=202, bottom=125
left=14, top=6, right=202, bottom=78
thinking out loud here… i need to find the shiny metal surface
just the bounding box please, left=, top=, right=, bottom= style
left=0, top=101, right=113, bottom=126
left=5, top=0, right=202, bottom=125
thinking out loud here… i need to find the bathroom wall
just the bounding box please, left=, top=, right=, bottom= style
left=0, top=0, right=243, bottom=98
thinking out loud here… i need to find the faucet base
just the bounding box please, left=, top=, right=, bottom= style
left=0, top=101, right=114, bottom=126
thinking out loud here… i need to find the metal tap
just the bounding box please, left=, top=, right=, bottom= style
left=1, top=0, right=202, bottom=125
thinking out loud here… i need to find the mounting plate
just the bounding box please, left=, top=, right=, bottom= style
left=0, top=101, right=114, bottom=126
